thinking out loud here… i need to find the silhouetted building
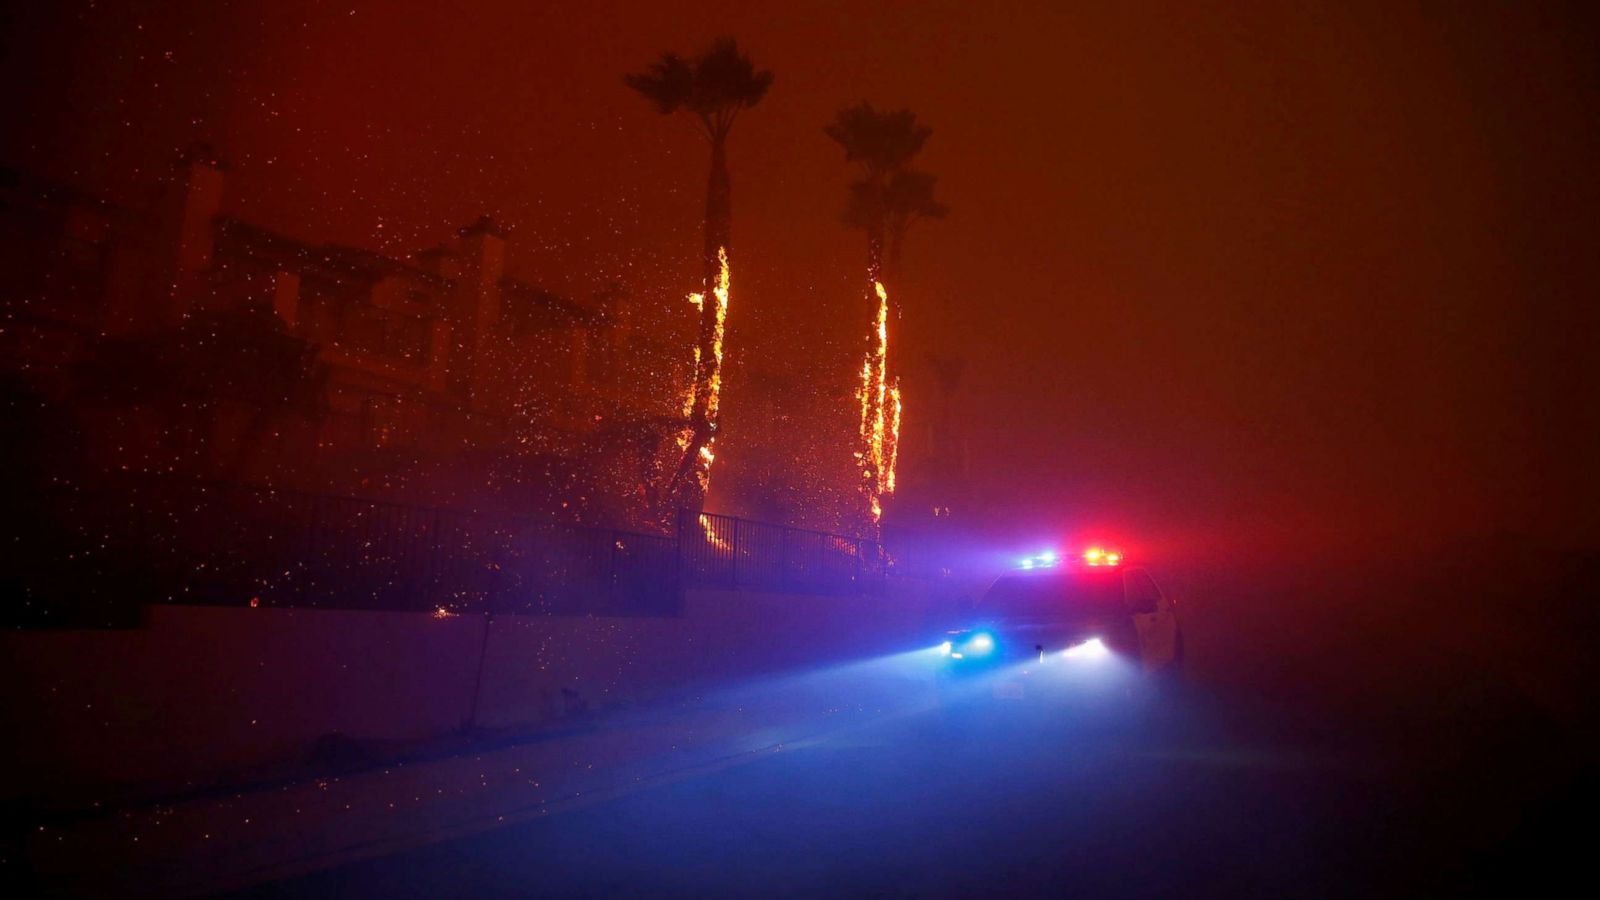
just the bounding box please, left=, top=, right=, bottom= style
left=0, top=145, right=681, bottom=521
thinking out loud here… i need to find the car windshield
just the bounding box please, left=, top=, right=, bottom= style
left=981, top=570, right=1125, bottom=621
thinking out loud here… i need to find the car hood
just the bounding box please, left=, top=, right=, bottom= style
left=955, top=616, right=1114, bottom=650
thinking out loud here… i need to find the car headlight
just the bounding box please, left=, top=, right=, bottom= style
left=1062, top=636, right=1109, bottom=661
left=942, top=632, right=997, bottom=661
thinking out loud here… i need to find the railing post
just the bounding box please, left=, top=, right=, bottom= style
left=484, top=528, right=504, bottom=616
left=428, top=507, right=443, bottom=611
left=463, top=609, right=492, bottom=733
left=674, top=508, right=686, bottom=588
left=681, top=506, right=694, bottom=589
left=779, top=527, right=790, bottom=592
left=854, top=538, right=862, bottom=591
left=301, top=493, right=324, bottom=606
left=731, top=517, right=740, bottom=588
left=609, top=529, right=620, bottom=612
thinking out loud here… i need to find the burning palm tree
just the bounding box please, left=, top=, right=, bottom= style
left=826, top=103, right=946, bottom=527
left=627, top=38, right=773, bottom=513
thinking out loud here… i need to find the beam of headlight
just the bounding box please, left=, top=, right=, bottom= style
left=597, top=640, right=1146, bottom=768
left=1061, top=636, right=1109, bottom=661
left=664, top=646, right=959, bottom=754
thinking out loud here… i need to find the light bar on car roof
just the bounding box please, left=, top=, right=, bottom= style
left=1019, top=549, right=1060, bottom=569
left=1018, top=547, right=1124, bottom=569
left=1082, top=547, right=1122, bottom=566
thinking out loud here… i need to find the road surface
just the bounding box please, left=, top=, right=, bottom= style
left=234, top=643, right=1582, bottom=898
left=17, top=553, right=1591, bottom=898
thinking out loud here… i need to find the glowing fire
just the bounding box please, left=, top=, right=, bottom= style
left=705, top=248, right=730, bottom=427
left=886, top=384, right=902, bottom=494
left=857, top=280, right=902, bottom=524
left=678, top=248, right=731, bottom=493
left=680, top=302, right=701, bottom=430
left=698, top=512, right=731, bottom=551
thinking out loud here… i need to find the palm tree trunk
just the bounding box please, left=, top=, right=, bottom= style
left=886, top=222, right=907, bottom=286
left=859, top=222, right=888, bottom=529
left=667, top=137, right=733, bottom=511
left=866, top=221, right=884, bottom=288
left=704, top=138, right=731, bottom=288
left=697, top=137, right=731, bottom=423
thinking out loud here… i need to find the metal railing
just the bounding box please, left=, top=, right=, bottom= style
left=10, top=478, right=682, bottom=621
left=8, top=477, right=896, bottom=626
left=680, top=510, right=889, bottom=595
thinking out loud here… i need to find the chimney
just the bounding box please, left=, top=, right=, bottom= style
left=271, top=270, right=301, bottom=328
left=425, top=318, right=452, bottom=394
left=450, top=215, right=507, bottom=403
left=413, top=244, right=459, bottom=280
left=165, top=141, right=227, bottom=321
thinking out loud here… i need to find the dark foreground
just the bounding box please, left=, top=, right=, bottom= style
left=235, top=550, right=1595, bottom=900
left=16, top=547, right=1596, bottom=898
left=237, top=693, right=1413, bottom=898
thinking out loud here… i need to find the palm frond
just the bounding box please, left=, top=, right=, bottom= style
left=624, top=53, right=693, bottom=115
left=627, top=39, right=772, bottom=135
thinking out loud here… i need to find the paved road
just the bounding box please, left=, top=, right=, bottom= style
left=15, top=550, right=1587, bottom=890
left=236, top=647, right=1578, bottom=899
left=19, top=553, right=1584, bottom=898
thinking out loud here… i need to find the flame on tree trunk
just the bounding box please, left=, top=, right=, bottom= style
left=667, top=138, right=733, bottom=511
left=857, top=224, right=901, bottom=530
left=825, top=103, right=943, bottom=532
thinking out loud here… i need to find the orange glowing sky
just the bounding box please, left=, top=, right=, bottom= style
left=7, top=0, right=1596, bottom=558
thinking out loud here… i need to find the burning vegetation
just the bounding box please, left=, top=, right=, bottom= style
left=857, top=280, right=902, bottom=524
left=827, top=102, right=947, bottom=530
left=676, top=246, right=732, bottom=497
left=3, top=35, right=953, bottom=607
left=627, top=39, right=773, bottom=518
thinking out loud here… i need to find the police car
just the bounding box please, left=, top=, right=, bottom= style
left=938, top=548, right=1184, bottom=697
